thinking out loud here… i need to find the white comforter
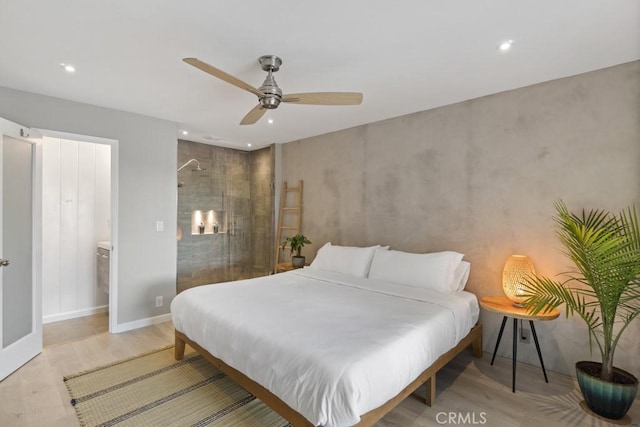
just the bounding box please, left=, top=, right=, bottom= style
left=171, top=268, right=477, bottom=427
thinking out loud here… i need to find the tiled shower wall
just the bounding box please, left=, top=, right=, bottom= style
left=177, top=140, right=274, bottom=293
left=250, top=147, right=275, bottom=273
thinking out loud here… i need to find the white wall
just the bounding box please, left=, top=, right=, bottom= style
left=42, top=137, right=110, bottom=321
left=0, top=86, right=177, bottom=330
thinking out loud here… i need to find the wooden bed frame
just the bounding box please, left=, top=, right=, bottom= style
left=175, top=322, right=483, bottom=427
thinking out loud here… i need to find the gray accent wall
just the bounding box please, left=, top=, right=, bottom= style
left=281, top=61, right=640, bottom=376
left=0, top=86, right=177, bottom=328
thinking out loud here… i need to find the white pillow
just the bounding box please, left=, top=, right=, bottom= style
left=368, top=249, right=464, bottom=293
left=309, top=242, right=381, bottom=278
left=451, top=261, right=471, bottom=292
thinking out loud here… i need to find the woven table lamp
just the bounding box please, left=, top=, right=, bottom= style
left=502, top=255, right=536, bottom=307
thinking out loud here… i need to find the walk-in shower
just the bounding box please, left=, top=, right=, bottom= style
left=177, top=141, right=274, bottom=293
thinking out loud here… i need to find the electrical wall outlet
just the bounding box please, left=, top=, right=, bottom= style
left=519, top=327, right=530, bottom=344
left=155, top=296, right=163, bottom=307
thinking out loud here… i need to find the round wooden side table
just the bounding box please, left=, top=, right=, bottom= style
left=480, top=295, right=560, bottom=392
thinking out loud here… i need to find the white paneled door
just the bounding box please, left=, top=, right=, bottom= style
left=0, top=117, right=41, bottom=381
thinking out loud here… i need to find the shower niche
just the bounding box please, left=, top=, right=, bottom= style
left=191, top=210, right=226, bottom=235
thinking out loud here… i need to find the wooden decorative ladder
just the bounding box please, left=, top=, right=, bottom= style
left=274, top=180, right=303, bottom=273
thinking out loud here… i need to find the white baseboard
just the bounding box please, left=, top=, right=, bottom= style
left=43, top=305, right=109, bottom=324
left=111, top=313, right=172, bottom=334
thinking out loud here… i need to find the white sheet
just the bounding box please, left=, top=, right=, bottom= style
left=171, top=268, right=478, bottom=427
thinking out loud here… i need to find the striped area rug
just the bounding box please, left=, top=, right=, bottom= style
left=64, top=346, right=291, bottom=427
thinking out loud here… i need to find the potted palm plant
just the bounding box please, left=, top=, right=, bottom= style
left=282, top=234, right=312, bottom=268
left=523, top=200, right=639, bottom=420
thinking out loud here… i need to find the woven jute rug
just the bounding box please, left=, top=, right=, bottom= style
left=64, top=346, right=291, bottom=427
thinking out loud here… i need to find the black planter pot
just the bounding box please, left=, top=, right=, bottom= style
left=291, top=256, right=305, bottom=269
left=576, top=361, right=638, bottom=420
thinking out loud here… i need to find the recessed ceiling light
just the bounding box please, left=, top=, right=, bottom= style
left=247, top=143, right=252, bottom=147
left=60, top=63, right=76, bottom=73
left=181, top=130, right=188, bottom=135
left=499, top=40, right=514, bottom=52
left=267, top=119, right=274, bottom=124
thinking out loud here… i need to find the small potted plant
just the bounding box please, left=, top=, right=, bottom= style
left=523, top=201, right=640, bottom=420
left=282, top=234, right=312, bottom=269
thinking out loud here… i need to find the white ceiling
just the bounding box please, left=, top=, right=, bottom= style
left=1, top=1, right=638, bottom=150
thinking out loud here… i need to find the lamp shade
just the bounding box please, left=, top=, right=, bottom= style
left=502, top=255, right=535, bottom=307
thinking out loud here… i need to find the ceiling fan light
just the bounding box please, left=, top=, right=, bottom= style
left=260, top=96, right=281, bottom=109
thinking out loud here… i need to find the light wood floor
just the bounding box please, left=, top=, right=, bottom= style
left=1, top=320, right=638, bottom=427
left=43, top=312, right=109, bottom=347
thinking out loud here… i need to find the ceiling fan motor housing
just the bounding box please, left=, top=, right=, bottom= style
left=259, top=72, right=282, bottom=109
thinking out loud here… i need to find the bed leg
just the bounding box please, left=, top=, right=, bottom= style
left=425, top=375, right=436, bottom=407
left=175, top=334, right=186, bottom=360
left=472, top=325, right=483, bottom=358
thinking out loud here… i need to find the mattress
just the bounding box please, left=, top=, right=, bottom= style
left=171, top=268, right=478, bottom=427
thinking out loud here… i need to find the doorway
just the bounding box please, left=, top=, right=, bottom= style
left=0, top=119, right=120, bottom=381
left=37, top=130, right=118, bottom=342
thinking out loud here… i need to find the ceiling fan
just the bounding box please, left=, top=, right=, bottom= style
left=183, top=55, right=363, bottom=125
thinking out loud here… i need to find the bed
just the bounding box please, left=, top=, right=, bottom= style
left=171, top=246, right=482, bottom=427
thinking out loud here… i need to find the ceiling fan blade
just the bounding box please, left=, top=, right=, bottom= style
left=240, top=104, right=267, bottom=125
left=183, top=58, right=263, bottom=97
left=281, top=92, right=363, bottom=105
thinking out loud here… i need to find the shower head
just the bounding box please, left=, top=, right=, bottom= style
left=177, top=158, right=206, bottom=173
